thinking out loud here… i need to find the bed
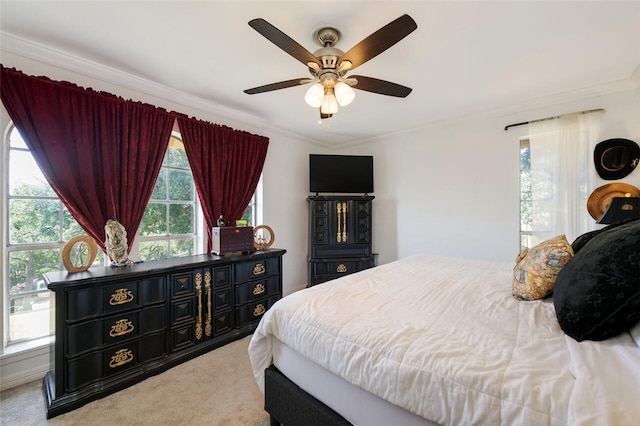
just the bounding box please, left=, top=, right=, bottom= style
left=248, top=220, right=640, bottom=425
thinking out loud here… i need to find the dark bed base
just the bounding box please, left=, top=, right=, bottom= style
left=264, top=365, right=352, bottom=426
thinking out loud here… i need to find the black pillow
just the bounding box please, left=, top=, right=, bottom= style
left=571, top=217, right=639, bottom=254
left=554, top=218, right=640, bottom=341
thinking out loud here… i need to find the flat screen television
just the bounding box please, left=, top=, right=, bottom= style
left=309, top=154, right=374, bottom=194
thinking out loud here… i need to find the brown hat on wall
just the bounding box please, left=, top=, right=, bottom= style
left=586, top=182, right=640, bottom=221
left=593, top=138, right=640, bottom=180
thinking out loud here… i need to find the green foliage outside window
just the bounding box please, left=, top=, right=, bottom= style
left=520, top=142, right=533, bottom=250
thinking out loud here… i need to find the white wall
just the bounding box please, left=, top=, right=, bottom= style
left=342, top=88, right=640, bottom=265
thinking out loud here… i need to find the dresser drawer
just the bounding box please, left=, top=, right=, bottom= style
left=234, top=295, right=279, bottom=326
left=67, top=277, right=165, bottom=322
left=67, top=305, right=165, bottom=356
left=210, top=265, right=232, bottom=288
left=233, top=257, right=280, bottom=283
left=65, top=332, right=165, bottom=392
left=171, top=296, right=195, bottom=324
left=234, top=276, right=280, bottom=306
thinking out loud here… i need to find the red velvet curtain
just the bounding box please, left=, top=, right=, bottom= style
left=176, top=115, right=269, bottom=251
left=0, top=65, right=175, bottom=253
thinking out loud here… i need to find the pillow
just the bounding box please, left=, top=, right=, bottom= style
left=512, top=234, right=574, bottom=301
left=571, top=217, right=640, bottom=254
left=554, top=219, right=640, bottom=341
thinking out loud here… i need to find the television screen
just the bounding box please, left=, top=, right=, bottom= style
left=309, top=154, right=374, bottom=194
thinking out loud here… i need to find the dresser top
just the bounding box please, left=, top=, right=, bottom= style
left=45, top=248, right=286, bottom=288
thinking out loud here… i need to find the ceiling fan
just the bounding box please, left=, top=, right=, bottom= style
left=244, top=14, right=417, bottom=119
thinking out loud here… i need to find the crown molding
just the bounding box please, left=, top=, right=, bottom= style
left=0, top=31, right=324, bottom=146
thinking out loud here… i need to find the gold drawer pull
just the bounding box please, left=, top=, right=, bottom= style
left=109, top=348, right=134, bottom=368
left=109, top=288, right=134, bottom=306
left=253, top=283, right=265, bottom=295
left=253, top=304, right=266, bottom=317
left=195, top=273, right=203, bottom=341
left=109, top=319, right=135, bottom=337
left=337, top=264, right=347, bottom=273
left=252, top=263, right=265, bottom=276
left=205, top=271, right=212, bottom=338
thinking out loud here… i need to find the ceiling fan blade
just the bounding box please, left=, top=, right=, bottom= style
left=350, top=75, right=412, bottom=98
left=249, top=18, right=321, bottom=68
left=339, top=14, right=417, bottom=70
left=244, top=78, right=310, bottom=94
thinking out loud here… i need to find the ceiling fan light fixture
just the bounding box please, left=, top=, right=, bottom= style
left=320, top=89, right=338, bottom=114
left=304, top=83, right=324, bottom=108
left=335, top=82, right=355, bottom=106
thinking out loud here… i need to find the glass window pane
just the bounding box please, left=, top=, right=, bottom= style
left=9, top=149, right=56, bottom=197
left=520, top=201, right=532, bottom=231
left=520, top=234, right=533, bottom=252
left=138, top=240, right=168, bottom=262
left=241, top=204, right=254, bottom=226
left=150, top=169, right=167, bottom=200
left=9, top=248, right=60, bottom=293
left=9, top=292, right=51, bottom=341
left=63, top=208, right=87, bottom=241
left=168, top=170, right=193, bottom=201
left=9, top=199, right=61, bottom=244
left=169, top=204, right=194, bottom=234
left=170, top=238, right=195, bottom=258
left=9, top=127, right=28, bottom=149
left=140, top=203, right=167, bottom=236
left=520, top=146, right=530, bottom=170
left=167, top=139, right=189, bottom=168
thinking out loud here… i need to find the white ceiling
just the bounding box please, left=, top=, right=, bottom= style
left=1, top=1, right=639, bottom=147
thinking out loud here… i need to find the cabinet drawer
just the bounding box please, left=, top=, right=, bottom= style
left=235, top=295, right=279, bottom=326
left=311, top=243, right=371, bottom=258
left=65, top=332, right=165, bottom=392
left=170, top=271, right=197, bottom=298
left=211, top=265, right=232, bottom=288
left=67, top=277, right=165, bottom=322
left=171, top=297, right=195, bottom=324
left=233, top=257, right=280, bottom=283
left=234, top=276, right=280, bottom=306
left=67, top=305, right=165, bottom=356
left=170, top=323, right=194, bottom=352
left=311, top=259, right=374, bottom=280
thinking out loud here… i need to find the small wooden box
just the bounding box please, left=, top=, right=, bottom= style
left=211, top=226, right=255, bottom=255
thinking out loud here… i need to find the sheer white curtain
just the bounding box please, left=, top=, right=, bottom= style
left=528, top=111, right=603, bottom=245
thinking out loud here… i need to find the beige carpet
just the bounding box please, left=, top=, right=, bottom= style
left=0, top=336, right=270, bottom=426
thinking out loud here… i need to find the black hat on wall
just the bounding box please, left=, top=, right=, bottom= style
left=594, top=138, right=640, bottom=180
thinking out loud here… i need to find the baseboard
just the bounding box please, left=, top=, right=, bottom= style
left=0, top=341, right=52, bottom=392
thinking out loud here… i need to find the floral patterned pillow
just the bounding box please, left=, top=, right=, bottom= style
left=513, top=234, right=574, bottom=301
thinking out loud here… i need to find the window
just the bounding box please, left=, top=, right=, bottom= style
left=4, top=126, right=104, bottom=344
left=519, top=138, right=532, bottom=251
left=4, top=126, right=260, bottom=347
left=137, top=134, right=198, bottom=262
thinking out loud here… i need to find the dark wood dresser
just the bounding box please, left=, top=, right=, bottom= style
left=42, top=249, right=285, bottom=418
left=308, top=195, right=374, bottom=286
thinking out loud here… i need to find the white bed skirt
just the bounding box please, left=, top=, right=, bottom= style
left=272, top=337, right=438, bottom=426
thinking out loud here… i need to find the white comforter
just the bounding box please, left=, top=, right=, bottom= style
left=249, top=254, right=639, bottom=425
